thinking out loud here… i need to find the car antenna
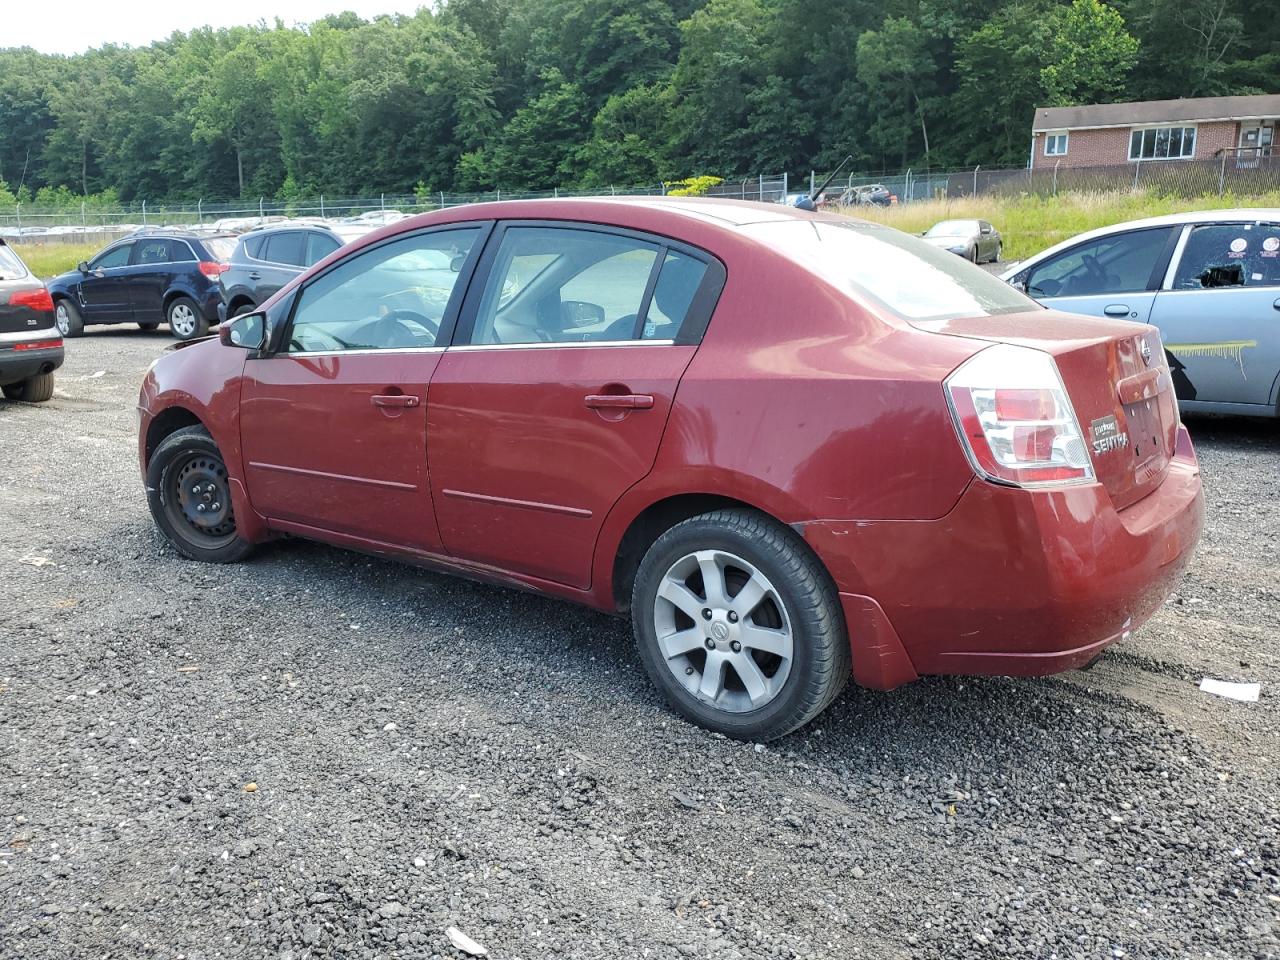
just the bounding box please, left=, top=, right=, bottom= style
left=793, top=155, right=853, bottom=212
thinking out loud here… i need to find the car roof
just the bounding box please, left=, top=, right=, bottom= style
left=431, top=196, right=823, bottom=228
left=1003, top=207, right=1280, bottom=277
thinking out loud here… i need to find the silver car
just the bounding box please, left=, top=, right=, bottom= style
left=1002, top=209, right=1280, bottom=417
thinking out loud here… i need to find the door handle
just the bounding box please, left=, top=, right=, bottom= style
left=1272, top=298, right=1280, bottom=311
left=371, top=394, right=420, bottom=408
left=584, top=394, right=654, bottom=410
left=248, top=272, right=261, bottom=281
left=1103, top=304, right=1130, bottom=317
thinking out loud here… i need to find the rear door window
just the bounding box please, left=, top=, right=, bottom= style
left=169, top=240, right=196, bottom=262
left=1172, top=222, right=1280, bottom=288
left=132, top=239, right=170, bottom=266
left=264, top=232, right=306, bottom=267
left=1026, top=227, right=1175, bottom=298
left=305, top=232, right=341, bottom=266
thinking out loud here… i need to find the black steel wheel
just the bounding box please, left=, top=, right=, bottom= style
left=146, top=425, right=254, bottom=563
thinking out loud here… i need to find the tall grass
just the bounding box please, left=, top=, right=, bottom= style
left=844, top=189, right=1280, bottom=261
left=9, top=242, right=100, bottom=280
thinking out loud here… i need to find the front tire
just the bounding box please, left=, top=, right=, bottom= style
left=2, top=372, right=55, bottom=402
left=55, top=299, right=84, bottom=337
left=138, top=321, right=160, bottom=331
left=146, top=425, right=254, bottom=563
left=167, top=297, right=207, bottom=340
left=631, top=509, right=850, bottom=741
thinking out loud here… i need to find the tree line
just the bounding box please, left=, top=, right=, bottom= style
left=0, top=0, right=1275, bottom=204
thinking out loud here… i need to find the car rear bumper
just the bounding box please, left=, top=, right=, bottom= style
left=0, top=341, right=64, bottom=385
left=804, top=425, right=1205, bottom=689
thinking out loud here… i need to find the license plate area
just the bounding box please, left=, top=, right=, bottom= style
left=1123, top=396, right=1167, bottom=481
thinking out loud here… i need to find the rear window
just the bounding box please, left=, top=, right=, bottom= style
left=0, top=244, right=29, bottom=280
left=744, top=219, right=1032, bottom=322
left=203, top=237, right=236, bottom=261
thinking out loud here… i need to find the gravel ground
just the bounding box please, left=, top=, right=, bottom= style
left=2, top=330, right=1278, bottom=960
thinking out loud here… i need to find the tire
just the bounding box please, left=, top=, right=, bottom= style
left=138, top=321, right=160, bottom=331
left=968, top=246, right=978, bottom=263
left=992, top=243, right=1002, bottom=264
left=631, top=508, right=850, bottom=741
left=146, top=425, right=255, bottom=563
left=54, top=299, right=84, bottom=337
left=1, top=372, right=55, bottom=402
left=232, top=302, right=257, bottom=318
left=167, top=296, right=207, bottom=340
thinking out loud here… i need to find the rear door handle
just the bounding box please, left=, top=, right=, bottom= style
left=371, top=394, right=420, bottom=408
left=1103, top=304, right=1130, bottom=317
left=248, top=272, right=261, bottom=281
left=1272, top=298, right=1280, bottom=311
left=585, top=394, right=654, bottom=410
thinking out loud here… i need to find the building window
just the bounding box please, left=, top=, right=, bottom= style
left=1044, top=132, right=1068, bottom=156
left=1129, top=126, right=1197, bottom=161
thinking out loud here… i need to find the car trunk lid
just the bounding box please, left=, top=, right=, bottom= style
left=930, top=309, right=1179, bottom=510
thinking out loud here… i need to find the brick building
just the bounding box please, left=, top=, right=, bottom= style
left=1029, top=94, right=1280, bottom=169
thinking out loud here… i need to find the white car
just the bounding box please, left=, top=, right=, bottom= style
left=1002, top=209, right=1280, bottom=416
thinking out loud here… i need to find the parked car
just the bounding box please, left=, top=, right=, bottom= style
left=138, top=198, right=1203, bottom=740
left=47, top=232, right=236, bottom=341
left=922, top=219, right=1001, bottom=263
left=1002, top=209, right=1280, bottom=417
left=0, top=240, right=63, bottom=402
left=218, top=222, right=372, bottom=321
left=839, top=184, right=896, bottom=206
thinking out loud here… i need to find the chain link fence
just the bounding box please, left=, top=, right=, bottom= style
left=3, top=157, right=1275, bottom=244
left=0, top=175, right=792, bottom=243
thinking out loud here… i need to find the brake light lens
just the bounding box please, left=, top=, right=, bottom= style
left=946, top=344, right=1094, bottom=487
left=198, top=261, right=229, bottom=278
left=9, top=287, right=54, bottom=312
left=13, top=338, right=62, bottom=351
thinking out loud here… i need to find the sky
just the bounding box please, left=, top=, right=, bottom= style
left=4, top=1, right=432, bottom=55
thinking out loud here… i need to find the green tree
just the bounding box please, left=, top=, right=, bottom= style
left=1040, top=0, right=1140, bottom=105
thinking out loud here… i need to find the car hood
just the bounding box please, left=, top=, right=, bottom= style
left=47, top=270, right=82, bottom=290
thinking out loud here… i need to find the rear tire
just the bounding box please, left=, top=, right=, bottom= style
left=55, top=299, right=84, bottom=337
left=992, top=243, right=1002, bottom=264
left=631, top=509, right=850, bottom=741
left=2, top=372, right=55, bottom=402
left=167, top=297, right=207, bottom=340
left=146, top=425, right=255, bottom=563
left=232, top=302, right=257, bottom=318
left=138, top=321, right=160, bottom=331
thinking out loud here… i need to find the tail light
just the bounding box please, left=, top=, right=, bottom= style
left=9, top=288, right=54, bottom=312
left=946, top=344, right=1094, bottom=487
left=198, top=261, right=229, bottom=278
left=13, top=338, right=62, bottom=351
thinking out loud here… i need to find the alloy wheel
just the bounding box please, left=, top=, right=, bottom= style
left=652, top=549, right=794, bottom=713
left=55, top=303, right=71, bottom=336
left=169, top=302, right=197, bottom=338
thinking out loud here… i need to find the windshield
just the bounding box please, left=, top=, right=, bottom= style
left=743, top=219, right=1032, bottom=322
left=0, top=244, right=29, bottom=280
left=203, top=237, right=237, bottom=261
left=926, top=220, right=977, bottom=237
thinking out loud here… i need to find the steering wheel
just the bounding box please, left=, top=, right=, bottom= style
left=371, top=309, right=439, bottom=348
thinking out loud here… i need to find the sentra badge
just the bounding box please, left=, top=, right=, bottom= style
left=1090, top=414, right=1129, bottom=454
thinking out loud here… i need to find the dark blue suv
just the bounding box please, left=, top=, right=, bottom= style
left=47, top=232, right=237, bottom=340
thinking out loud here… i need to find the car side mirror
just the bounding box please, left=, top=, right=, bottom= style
left=219, top=311, right=266, bottom=349
left=77, top=261, right=89, bottom=273
left=560, top=300, right=606, bottom=327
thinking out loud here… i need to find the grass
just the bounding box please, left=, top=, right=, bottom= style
left=10, top=242, right=100, bottom=280
left=843, top=189, right=1280, bottom=261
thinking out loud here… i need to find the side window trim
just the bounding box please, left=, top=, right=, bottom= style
left=449, top=219, right=726, bottom=348
left=1160, top=224, right=1194, bottom=290
left=267, top=221, right=495, bottom=356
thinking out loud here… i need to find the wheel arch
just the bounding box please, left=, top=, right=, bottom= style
left=605, top=489, right=828, bottom=615
left=144, top=405, right=205, bottom=469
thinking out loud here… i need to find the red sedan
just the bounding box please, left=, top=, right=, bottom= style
left=137, top=198, right=1204, bottom=740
